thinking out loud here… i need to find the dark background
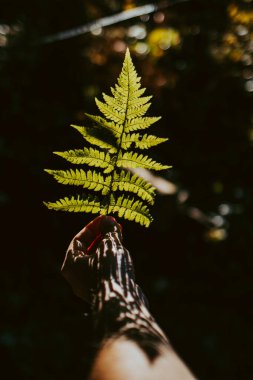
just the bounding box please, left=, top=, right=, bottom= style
left=1, top=0, right=253, bottom=379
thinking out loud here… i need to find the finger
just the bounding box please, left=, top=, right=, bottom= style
left=74, top=215, right=105, bottom=251
left=100, top=216, right=122, bottom=235
left=87, top=216, right=123, bottom=253
left=74, top=215, right=122, bottom=252
left=61, top=248, right=91, bottom=301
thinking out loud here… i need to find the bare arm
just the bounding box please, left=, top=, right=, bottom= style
left=61, top=216, right=196, bottom=380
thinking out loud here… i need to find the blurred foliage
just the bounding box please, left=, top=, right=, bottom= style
left=0, top=0, right=253, bottom=379
left=211, top=3, right=253, bottom=71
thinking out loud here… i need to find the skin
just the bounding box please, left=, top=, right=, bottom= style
left=61, top=216, right=196, bottom=380
left=90, top=338, right=196, bottom=380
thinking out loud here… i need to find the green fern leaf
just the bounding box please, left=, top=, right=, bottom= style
left=125, top=116, right=161, bottom=132
left=135, top=134, right=168, bottom=149
left=102, top=90, right=152, bottom=120
left=44, top=169, right=111, bottom=195
left=128, top=95, right=152, bottom=108
left=44, top=194, right=102, bottom=213
left=102, top=93, right=125, bottom=113
left=95, top=98, right=125, bottom=124
left=108, top=194, right=152, bottom=227
left=54, top=148, right=114, bottom=173
left=71, top=124, right=117, bottom=153
left=96, top=50, right=152, bottom=124
left=85, top=113, right=122, bottom=138
left=117, top=152, right=171, bottom=171
left=111, top=86, right=146, bottom=102
left=44, top=48, right=171, bottom=227
left=112, top=170, right=155, bottom=204
left=121, top=133, right=168, bottom=150
left=126, top=102, right=151, bottom=120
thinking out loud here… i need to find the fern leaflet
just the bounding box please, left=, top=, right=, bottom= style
left=111, top=170, right=155, bottom=205
left=44, top=169, right=111, bottom=195
left=71, top=124, right=117, bottom=153
left=117, top=151, right=171, bottom=171
left=54, top=148, right=114, bottom=173
left=44, top=194, right=102, bottom=214
left=121, top=133, right=168, bottom=150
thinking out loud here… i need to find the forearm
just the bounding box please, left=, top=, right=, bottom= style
left=89, top=231, right=169, bottom=360
left=61, top=216, right=196, bottom=379
left=90, top=339, right=196, bottom=380
left=89, top=231, right=196, bottom=380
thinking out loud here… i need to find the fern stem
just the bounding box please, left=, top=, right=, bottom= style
left=104, top=56, right=131, bottom=215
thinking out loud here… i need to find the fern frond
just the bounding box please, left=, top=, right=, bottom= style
left=71, top=124, right=117, bottom=153
left=95, top=49, right=150, bottom=126
left=85, top=114, right=123, bottom=138
left=128, top=95, right=152, bottom=108
left=44, top=48, right=171, bottom=227
left=108, top=194, right=152, bottom=227
left=102, top=93, right=125, bottom=113
left=126, top=103, right=151, bottom=120
left=117, top=49, right=141, bottom=95
left=135, top=134, right=168, bottom=149
left=44, top=194, right=102, bottom=213
left=95, top=98, right=125, bottom=124
left=120, top=133, right=139, bottom=150
left=44, top=169, right=111, bottom=195
left=111, top=86, right=146, bottom=101
left=117, top=152, right=171, bottom=171
left=54, top=148, right=114, bottom=173
left=121, top=133, right=168, bottom=150
left=125, top=116, right=161, bottom=132
left=104, top=93, right=152, bottom=115
left=112, top=170, right=155, bottom=204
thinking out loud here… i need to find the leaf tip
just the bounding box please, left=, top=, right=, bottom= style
left=53, top=151, right=62, bottom=156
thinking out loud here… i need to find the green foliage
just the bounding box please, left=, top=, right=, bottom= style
left=44, top=49, right=170, bottom=227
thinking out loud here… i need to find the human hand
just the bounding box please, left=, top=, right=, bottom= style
left=61, top=215, right=122, bottom=302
